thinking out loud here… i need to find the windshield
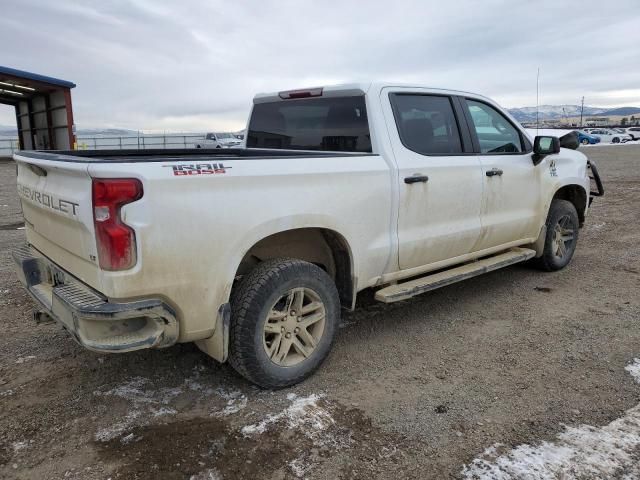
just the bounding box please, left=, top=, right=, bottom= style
left=247, top=96, right=372, bottom=152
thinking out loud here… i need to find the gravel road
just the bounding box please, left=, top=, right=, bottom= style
left=1, top=146, right=639, bottom=479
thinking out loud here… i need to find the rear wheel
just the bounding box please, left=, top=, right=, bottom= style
left=535, top=199, right=579, bottom=271
left=229, top=258, right=340, bottom=389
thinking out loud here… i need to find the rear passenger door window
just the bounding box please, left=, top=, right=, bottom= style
left=464, top=99, right=523, bottom=154
left=390, top=94, right=463, bottom=155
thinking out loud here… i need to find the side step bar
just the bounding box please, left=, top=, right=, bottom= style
left=375, top=248, right=536, bottom=303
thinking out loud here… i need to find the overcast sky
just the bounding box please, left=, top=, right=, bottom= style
left=1, top=0, right=639, bottom=132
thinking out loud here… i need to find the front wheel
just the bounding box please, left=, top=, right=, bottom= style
left=581, top=138, right=590, bottom=145
left=612, top=137, right=620, bottom=144
left=535, top=199, right=580, bottom=271
left=229, top=258, right=340, bottom=389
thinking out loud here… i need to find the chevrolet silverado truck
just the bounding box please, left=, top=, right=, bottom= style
left=12, top=83, right=604, bottom=388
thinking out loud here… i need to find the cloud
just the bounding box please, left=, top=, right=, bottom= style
left=1, top=0, right=639, bottom=131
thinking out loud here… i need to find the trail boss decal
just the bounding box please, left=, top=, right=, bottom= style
left=549, top=159, right=558, bottom=177
left=163, top=163, right=232, bottom=176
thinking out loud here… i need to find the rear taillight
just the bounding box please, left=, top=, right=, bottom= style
left=92, top=178, right=143, bottom=271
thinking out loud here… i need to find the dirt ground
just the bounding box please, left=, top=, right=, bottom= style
left=1, top=146, right=639, bottom=480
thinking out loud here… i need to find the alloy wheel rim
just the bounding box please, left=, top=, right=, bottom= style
left=552, top=214, right=575, bottom=260
left=263, top=287, right=326, bottom=366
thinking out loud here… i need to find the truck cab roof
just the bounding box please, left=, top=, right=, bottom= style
left=253, top=82, right=496, bottom=105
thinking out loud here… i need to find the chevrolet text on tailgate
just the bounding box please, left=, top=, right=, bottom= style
left=13, top=83, right=604, bottom=388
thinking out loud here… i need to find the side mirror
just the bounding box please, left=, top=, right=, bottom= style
left=532, top=136, right=560, bottom=166
left=559, top=131, right=579, bottom=150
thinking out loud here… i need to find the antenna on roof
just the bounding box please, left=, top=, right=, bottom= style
left=536, top=67, right=540, bottom=134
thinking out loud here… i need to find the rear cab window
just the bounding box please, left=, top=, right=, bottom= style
left=247, top=96, right=371, bottom=152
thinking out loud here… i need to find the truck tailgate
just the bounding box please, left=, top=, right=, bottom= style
left=14, top=155, right=101, bottom=289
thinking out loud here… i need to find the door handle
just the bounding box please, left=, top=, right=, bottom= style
left=404, top=174, right=429, bottom=184
left=486, top=168, right=503, bottom=177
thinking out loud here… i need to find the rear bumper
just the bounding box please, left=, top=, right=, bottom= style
left=13, top=244, right=178, bottom=353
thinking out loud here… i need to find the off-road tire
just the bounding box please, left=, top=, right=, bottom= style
left=535, top=199, right=580, bottom=271
left=228, top=258, right=340, bottom=389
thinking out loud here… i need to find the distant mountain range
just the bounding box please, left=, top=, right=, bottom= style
left=0, top=125, right=17, bottom=136
left=507, top=105, right=640, bottom=122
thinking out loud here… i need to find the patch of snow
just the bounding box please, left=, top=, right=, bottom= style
left=151, top=406, right=177, bottom=417
left=94, top=374, right=249, bottom=442
left=99, top=377, right=183, bottom=405
left=213, top=391, right=247, bottom=417
left=189, top=469, right=222, bottom=480
left=625, top=359, right=640, bottom=382
left=289, top=457, right=312, bottom=478
left=184, top=377, right=215, bottom=395
left=242, top=393, right=336, bottom=445
left=93, top=377, right=182, bottom=441
left=94, top=410, right=142, bottom=442
left=120, top=433, right=138, bottom=445
left=12, top=441, right=29, bottom=452
left=0, top=389, right=14, bottom=397
left=586, top=222, right=606, bottom=231
left=462, top=358, right=640, bottom=479
left=15, top=355, right=36, bottom=364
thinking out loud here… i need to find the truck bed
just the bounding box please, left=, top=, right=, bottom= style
left=16, top=148, right=373, bottom=163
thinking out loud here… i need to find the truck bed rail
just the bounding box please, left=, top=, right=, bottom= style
left=14, top=148, right=376, bottom=163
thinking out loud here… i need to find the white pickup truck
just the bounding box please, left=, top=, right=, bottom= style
left=13, top=83, right=604, bottom=388
left=195, top=132, right=243, bottom=149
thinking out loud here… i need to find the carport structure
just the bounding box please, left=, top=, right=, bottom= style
left=0, top=65, right=76, bottom=150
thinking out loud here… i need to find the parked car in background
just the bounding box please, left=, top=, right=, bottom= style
left=577, top=130, right=601, bottom=145
left=215, top=132, right=243, bottom=147
left=588, top=129, right=632, bottom=144
left=195, top=133, right=222, bottom=148
left=196, top=132, right=242, bottom=149
left=625, top=127, right=640, bottom=140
